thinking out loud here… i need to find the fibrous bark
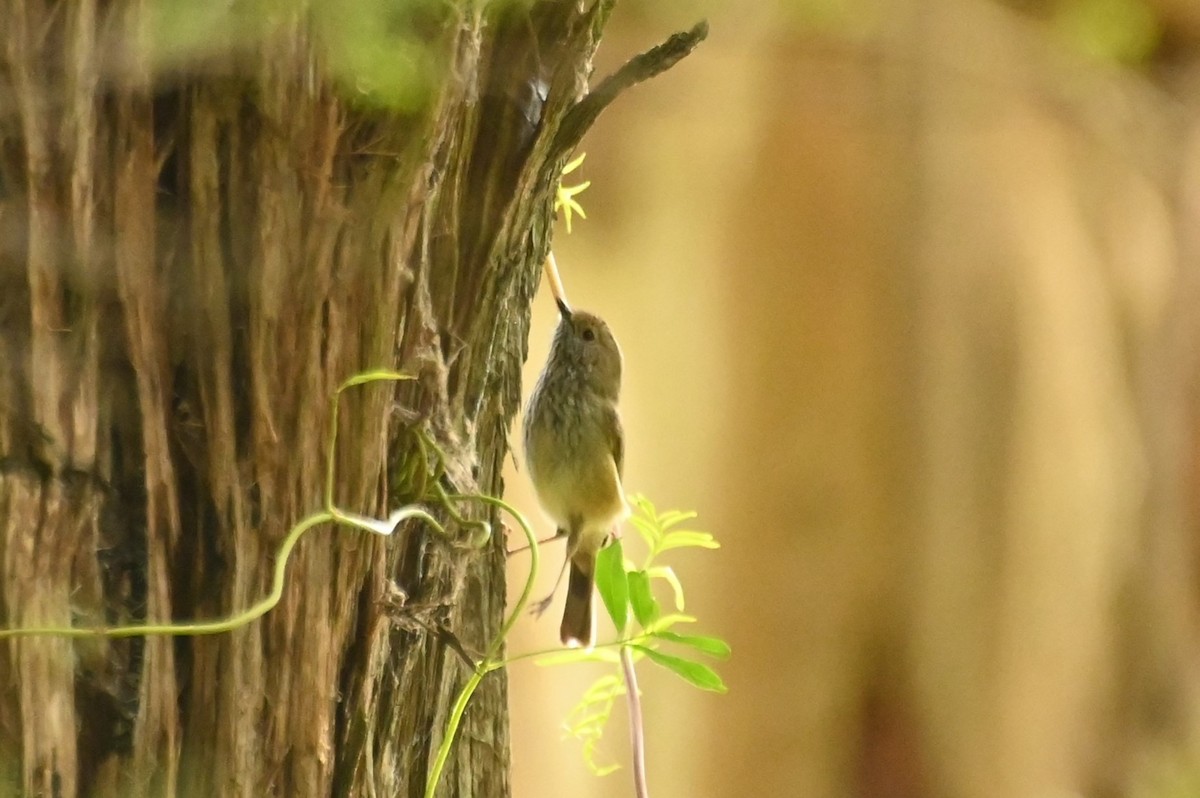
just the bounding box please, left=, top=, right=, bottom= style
left=0, top=1, right=703, bottom=796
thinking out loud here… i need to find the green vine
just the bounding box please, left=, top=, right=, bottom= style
left=422, top=490, right=539, bottom=798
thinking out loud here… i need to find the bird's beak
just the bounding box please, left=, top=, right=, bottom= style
left=555, top=297, right=572, bottom=320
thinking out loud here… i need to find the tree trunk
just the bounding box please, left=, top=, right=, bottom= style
left=0, top=1, right=699, bottom=795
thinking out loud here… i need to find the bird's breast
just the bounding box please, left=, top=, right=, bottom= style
left=525, top=410, right=626, bottom=534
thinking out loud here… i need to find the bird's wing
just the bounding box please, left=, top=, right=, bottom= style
left=606, top=404, right=625, bottom=480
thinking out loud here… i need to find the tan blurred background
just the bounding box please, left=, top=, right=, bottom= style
left=503, top=0, right=1200, bottom=796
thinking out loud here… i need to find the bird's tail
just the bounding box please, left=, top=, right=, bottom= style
left=559, top=555, right=595, bottom=648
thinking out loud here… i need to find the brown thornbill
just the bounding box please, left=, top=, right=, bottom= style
left=523, top=298, right=627, bottom=647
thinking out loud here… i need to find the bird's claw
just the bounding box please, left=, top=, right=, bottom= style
left=529, top=594, right=555, bottom=618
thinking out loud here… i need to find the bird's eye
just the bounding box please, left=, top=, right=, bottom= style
left=582, top=328, right=596, bottom=342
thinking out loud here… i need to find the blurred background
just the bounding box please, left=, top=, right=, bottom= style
left=505, top=0, right=1200, bottom=796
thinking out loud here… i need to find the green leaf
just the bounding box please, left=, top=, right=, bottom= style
left=579, top=674, right=624, bottom=700
left=647, top=565, right=686, bottom=610
left=657, top=530, right=720, bottom=552
left=628, top=493, right=655, bottom=518
left=655, top=510, right=697, bottom=530
left=643, top=613, right=697, bottom=635
left=562, top=670, right=624, bottom=777
left=567, top=710, right=617, bottom=733
left=561, top=151, right=588, bottom=175
left=555, top=153, right=591, bottom=234
left=634, top=646, right=728, bottom=693
left=595, top=539, right=629, bottom=634
left=337, top=369, right=413, bottom=391
left=627, top=514, right=660, bottom=548
left=628, top=570, right=660, bottom=627
left=566, top=677, right=624, bottom=724
left=653, top=631, right=731, bottom=658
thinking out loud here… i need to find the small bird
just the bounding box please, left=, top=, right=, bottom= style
left=523, top=297, right=627, bottom=647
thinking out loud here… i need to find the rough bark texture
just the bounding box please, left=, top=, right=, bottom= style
left=0, top=1, right=700, bottom=795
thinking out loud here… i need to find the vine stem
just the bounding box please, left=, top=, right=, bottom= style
left=423, top=493, right=540, bottom=798
left=0, top=503, right=446, bottom=640
left=0, top=372, right=443, bottom=641
left=621, top=644, right=649, bottom=798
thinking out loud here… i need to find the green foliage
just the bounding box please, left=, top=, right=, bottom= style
left=596, top=542, right=631, bottom=634
left=652, top=630, right=731, bottom=658
left=142, top=0, right=455, bottom=111
left=314, top=0, right=446, bottom=112
left=628, top=495, right=719, bottom=561
left=554, top=153, right=591, bottom=234
left=627, top=570, right=659, bottom=627
left=562, top=674, right=627, bottom=777
left=537, top=494, right=729, bottom=776
left=635, top=646, right=726, bottom=693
